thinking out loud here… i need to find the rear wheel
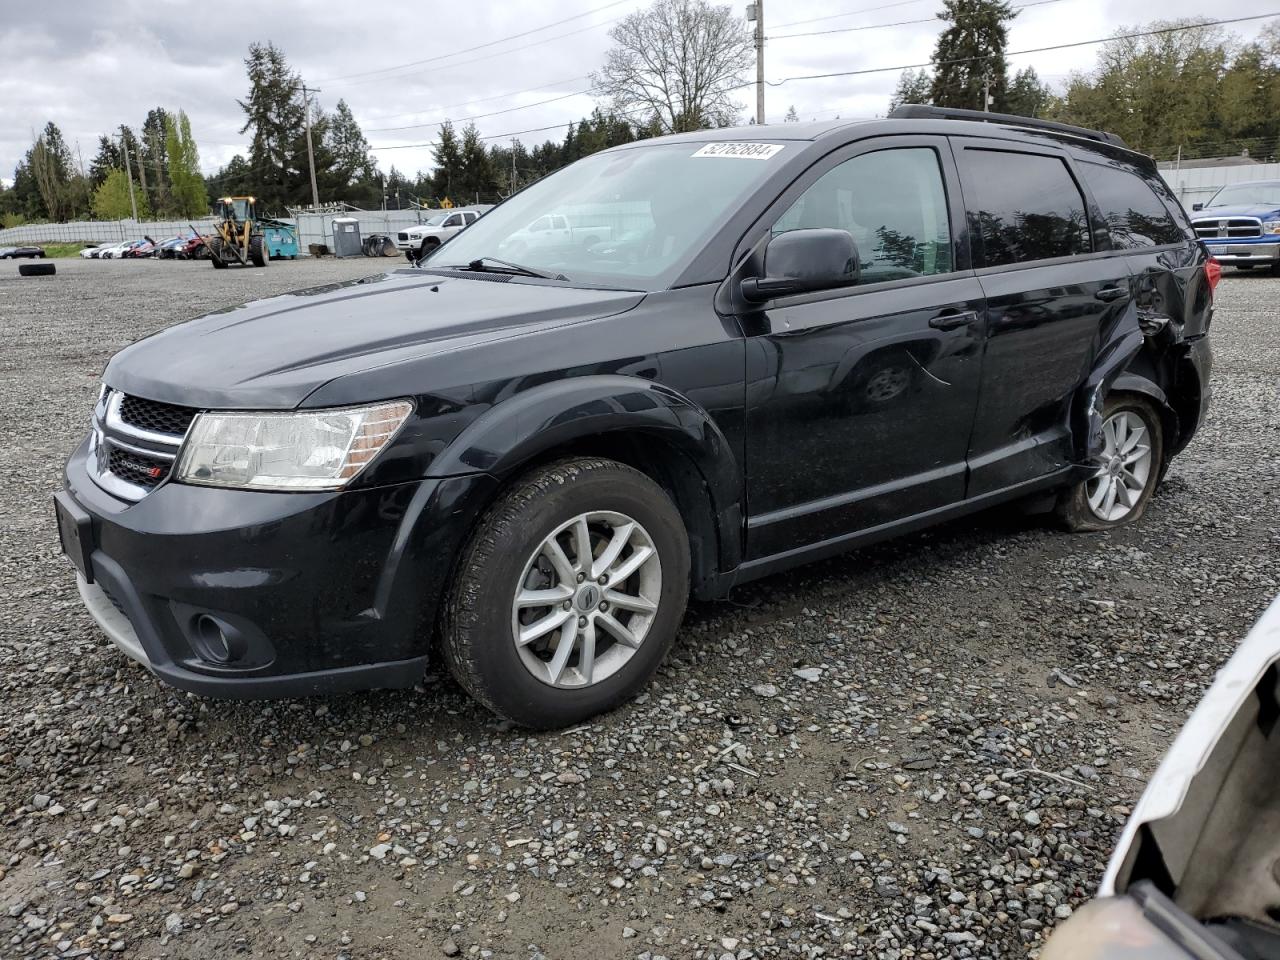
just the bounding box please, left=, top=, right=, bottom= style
left=1057, top=394, right=1163, bottom=531
left=442, top=458, right=690, bottom=729
left=249, top=235, right=268, bottom=267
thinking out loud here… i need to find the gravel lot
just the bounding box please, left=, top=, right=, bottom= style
left=1, top=256, right=1277, bottom=960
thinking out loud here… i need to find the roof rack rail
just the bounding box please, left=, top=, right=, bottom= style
left=888, top=104, right=1128, bottom=148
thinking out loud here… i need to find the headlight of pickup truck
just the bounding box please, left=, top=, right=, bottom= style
left=1263, top=219, right=1280, bottom=234
left=175, top=400, right=413, bottom=491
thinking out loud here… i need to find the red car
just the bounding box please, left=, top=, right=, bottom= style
left=120, top=238, right=156, bottom=259
left=176, top=235, right=207, bottom=260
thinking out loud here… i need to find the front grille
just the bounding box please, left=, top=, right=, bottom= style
left=118, top=395, right=197, bottom=436
left=107, top=447, right=169, bottom=489
left=1193, top=217, right=1262, bottom=239
left=397, top=231, right=411, bottom=241
left=88, top=389, right=192, bottom=501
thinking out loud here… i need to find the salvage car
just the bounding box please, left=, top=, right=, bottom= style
left=1191, top=179, right=1280, bottom=273
left=1044, top=595, right=1280, bottom=960
left=0, top=244, right=45, bottom=258
left=56, top=106, right=1214, bottom=728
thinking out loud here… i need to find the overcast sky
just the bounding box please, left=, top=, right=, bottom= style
left=2, top=0, right=1277, bottom=187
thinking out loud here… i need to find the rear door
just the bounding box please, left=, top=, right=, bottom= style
left=953, top=139, right=1135, bottom=496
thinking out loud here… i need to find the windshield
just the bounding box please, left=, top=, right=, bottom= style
left=423, top=213, right=451, bottom=226
left=1206, top=183, right=1280, bottom=208
left=425, top=140, right=790, bottom=289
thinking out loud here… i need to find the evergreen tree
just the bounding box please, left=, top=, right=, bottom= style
left=430, top=121, right=463, bottom=201
left=457, top=122, right=493, bottom=203
left=889, top=69, right=934, bottom=111
left=141, top=107, right=171, bottom=213
left=784, top=105, right=800, bottom=122
left=238, top=42, right=308, bottom=209
left=89, top=135, right=123, bottom=188
left=1005, top=66, right=1051, bottom=117
left=929, top=0, right=1017, bottom=112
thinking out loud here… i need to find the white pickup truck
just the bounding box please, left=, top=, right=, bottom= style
left=498, top=213, right=613, bottom=258
left=394, top=209, right=484, bottom=261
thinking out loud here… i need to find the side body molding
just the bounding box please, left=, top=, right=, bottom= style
left=425, top=375, right=745, bottom=579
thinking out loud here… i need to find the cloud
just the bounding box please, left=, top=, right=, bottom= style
left=1, top=0, right=1275, bottom=183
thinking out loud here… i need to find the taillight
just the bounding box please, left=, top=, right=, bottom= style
left=1206, top=257, right=1222, bottom=293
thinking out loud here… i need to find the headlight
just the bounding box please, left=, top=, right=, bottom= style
left=1263, top=219, right=1280, bottom=234
left=175, top=400, right=413, bottom=491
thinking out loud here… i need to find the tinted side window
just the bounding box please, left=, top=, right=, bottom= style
left=1079, top=162, right=1184, bottom=248
left=772, top=147, right=953, bottom=285
left=959, top=149, right=1091, bottom=266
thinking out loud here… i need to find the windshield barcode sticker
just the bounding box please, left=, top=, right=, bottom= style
left=692, top=142, right=785, bottom=160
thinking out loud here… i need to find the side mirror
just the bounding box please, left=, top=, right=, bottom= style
left=741, top=228, right=860, bottom=303
left=1192, top=202, right=1204, bottom=211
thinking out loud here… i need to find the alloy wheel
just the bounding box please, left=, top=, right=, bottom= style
left=511, top=511, right=662, bottom=688
left=1086, top=410, right=1154, bottom=522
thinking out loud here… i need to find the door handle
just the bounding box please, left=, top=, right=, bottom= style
left=928, top=310, right=976, bottom=331
left=1095, top=285, right=1129, bottom=302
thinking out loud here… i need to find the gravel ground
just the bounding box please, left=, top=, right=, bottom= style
left=0, top=256, right=1277, bottom=960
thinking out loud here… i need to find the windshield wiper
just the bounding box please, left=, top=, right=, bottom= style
left=439, top=256, right=566, bottom=281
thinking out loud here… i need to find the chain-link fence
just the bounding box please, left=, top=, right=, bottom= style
left=0, top=219, right=223, bottom=246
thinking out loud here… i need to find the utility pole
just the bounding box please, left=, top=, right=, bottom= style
left=117, top=132, right=139, bottom=222
left=748, top=1, right=765, bottom=124
left=381, top=172, right=387, bottom=211
left=981, top=71, right=991, bottom=112
left=302, top=85, right=321, bottom=209
left=510, top=138, right=518, bottom=195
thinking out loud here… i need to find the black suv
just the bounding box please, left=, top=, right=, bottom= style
left=55, top=106, right=1215, bottom=728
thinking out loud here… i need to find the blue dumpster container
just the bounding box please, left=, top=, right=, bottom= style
left=262, top=222, right=300, bottom=260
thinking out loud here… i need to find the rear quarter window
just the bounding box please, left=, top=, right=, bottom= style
left=1079, top=161, right=1186, bottom=248
left=957, top=148, right=1092, bottom=267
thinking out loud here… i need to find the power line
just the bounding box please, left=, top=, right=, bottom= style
left=770, top=0, right=1063, bottom=40
left=364, top=89, right=591, bottom=134
left=764, top=13, right=1280, bottom=86
left=368, top=14, right=1280, bottom=153
left=316, top=1, right=631, bottom=85
left=771, top=0, right=932, bottom=31
left=360, top=76, right=589, bottom=127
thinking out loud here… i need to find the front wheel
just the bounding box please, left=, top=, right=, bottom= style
left=442, top=458, right=690, bottom=729
left=249, top=235, right=268, bottom=267
left=1057, top=395, right=1163, bottom=531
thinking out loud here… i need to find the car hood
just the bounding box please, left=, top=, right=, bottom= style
left=104, top=269, right=645, bottom=409
left=1194, top=204, right=1280, bottom=219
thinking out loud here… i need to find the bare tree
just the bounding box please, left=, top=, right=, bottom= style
left=591, top=0, right=753, bottom=134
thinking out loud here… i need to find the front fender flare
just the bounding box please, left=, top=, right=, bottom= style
left=426, top=375, right=744, bottom=572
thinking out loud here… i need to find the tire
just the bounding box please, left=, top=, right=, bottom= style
left=442, top=458, right=690, bottom=729
left=417, top=238, right=438, bottom=262
left=1056, top=394, right=1164, bottom=532
left=207, top=236, right=227, bottom=269
left=249, top=235, right=268, bottom=268
left=18, top=262, right=55, bottom=277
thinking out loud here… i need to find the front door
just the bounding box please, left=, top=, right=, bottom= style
left=741, top=139, right=986, bottom=559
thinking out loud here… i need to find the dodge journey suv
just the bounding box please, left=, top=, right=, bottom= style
left=56, top=105, right=1215, bottom=729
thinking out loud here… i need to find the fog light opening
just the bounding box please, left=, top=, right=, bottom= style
left=192, top=614, right=235, bottom=664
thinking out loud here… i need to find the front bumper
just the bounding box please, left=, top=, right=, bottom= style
left=1201, top=240, right=1280, bottom=264
left=60, top=436, right=496, bottom=699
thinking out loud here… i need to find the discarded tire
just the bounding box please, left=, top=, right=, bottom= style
left=19, top=262, right=55, bottom=277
